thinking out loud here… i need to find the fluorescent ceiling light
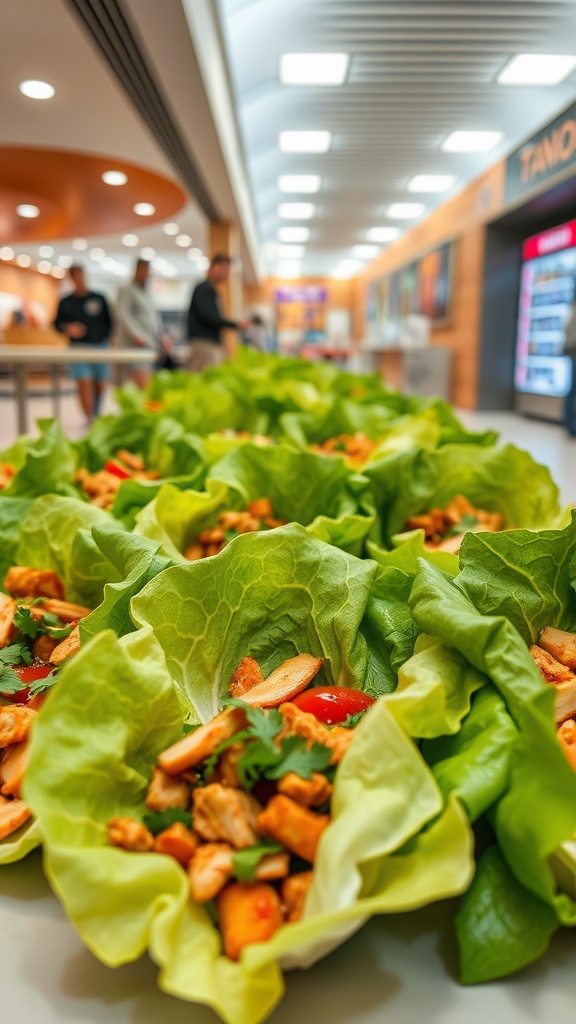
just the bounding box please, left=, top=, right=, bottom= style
left=122, top=234, right=139, bottom=247
left=351, top=244, right=380, bottom=260
left=102, top=170, right=127, bottom=186
left=37, top=261, right=51, bottom=274
left=89, top=247, right=105, bottom=261
left=140, top=247, right=156, bottom=260
left=278, top=202, right=315, bottom=220
left=278, top=175, right=321, bottom=193
left=333, top=259, right=363, bottom=279
left=442, top=130, right=503, bottom=152
left=57, top=255, right=72, bottom=267
left=16, top=254, right=31, bottom=267
left=280, top=53, right=349, bottom=86
left=277, top=260, right=301, bottom=278
left=133, top=202, right=155, bottom=216
left=72, top=238, right=87, bottom=251
left=387, top=203, right=425, bottom=219
left=366, top=226, right=401, bottom=243
left=497, top=53, right=576, bottom=85
left=38, top=245, right=54, bottom=258
left=278, top=226, right=310, bottom=242
left=176, top=234, right=192, bottom=247
left=0, top=247, right=14, bottom=261
left=19, top=79, right=55, bottom=99
left=407, top=174, right=455, bottom=193
left=278, top=244, right=305, bottom=259
left=279, top=131, right=332, bottom=153
left=16, top=204, right=40, bottom=218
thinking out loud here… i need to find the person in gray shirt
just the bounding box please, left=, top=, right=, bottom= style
left=115, top=259, right=171, bottom=388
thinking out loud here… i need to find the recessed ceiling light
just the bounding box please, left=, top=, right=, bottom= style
left=278, top=202, right=315, bottom=220
left=279, top=131, right=332, bottom=153
left=407, top=175, right=455, bottom=193
left=280, top=53, right=350, bottom=86
left=366, top=226, right=401, bottom=243
left=442, top=130, right=503, bottom=152
left=351, top=244, right=380, bottom=260
left=89, top=247, right=105, bottom=261
left=19, top=79, right=55, bottom=100
left=38, top=245, right=54, bottom=258
left=122, top=234, right=139, bottom=247
left=140, top=247, right=156, bottom=260
left=198, top=257, right=210, bottom=271
left=163, top=222, right=179, bottom=235
left=134, top=202, right=155, bottom=216
left=102, top=170, right=128, bottom=186
left=278, top=226, right=310, bottom=242
left=497, top=53, right=576, bottom=85
left=176, top=233, right=192, bottom=247
left=278, top=175, right=321, bottom=193
left=16, top=204, right=40, bottom=218
left=387, top=203, right=425, bottom=219
left=57, top=254, right=73, bottom=267
left=0, top=247, right=14, bottom=261
left=332, top=259, right=363, bottom=279
left=72, top=238, right=87, bottom=251
left=278, top=244, right=306, bottom=259
left=52, top=266, right=66, bottom=279
left=37, top=261, right=51, bottom=274
left=188, top=248, right=203, bottom=259
left=16, top=254, right=31, bottom=267
left=277, top=260, right=301, bottom=278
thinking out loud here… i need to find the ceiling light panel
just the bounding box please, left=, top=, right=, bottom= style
left=176, top=234, right=192, bottom=247
left=407, top=175, right=455, bottom=193
left=122, top=234, right=139, bottom=247
left=280, top=53, right=349, bottom=86
left=277, top=260, right=301, bottom=278
left=277, top=226, right=310, bottom=242
left=278, top=175, right=321, bottom=193
left=333, top=259, right=363, bottom=279
left=387, top=203, right=425, bottom=219
left=351, top=245, right=380, bottom=260
left=38, top=245, right=54, bottom=258
left=498, top=53, right=576, bottom=85
left=442, top=131, right=503, bottom=152
left=16, top=255, right=31, bottom=267
left=16, top=204, right=40, bottom=218
left=133, top=202, right=155, bottom=216
left=279, top=131, right=332, bottom=153
left=366, top=227, right=401, bottom=243
left=278, top=202, right=315, bottom=219
left=163, top=223, right=179, bottom=235
left=0, top=248, right=14, bottom=261
left=102, top=170, right=127, bottom=186
left=72, top=238, right=87, bottom=251
left=19, top=79, right=55, bottom=99
left=278, top=245, right=305, bottom=259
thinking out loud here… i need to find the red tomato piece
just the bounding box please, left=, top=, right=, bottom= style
left=1, top=664, right=53, bottom=704
left=104, top=460, right=131, bottom=480
left=291, top=687, right=375, bottom=725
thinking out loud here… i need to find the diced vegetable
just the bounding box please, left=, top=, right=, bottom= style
left=216, top=882, right=284, bottom=961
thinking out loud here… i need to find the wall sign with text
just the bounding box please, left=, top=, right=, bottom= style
left=505, top=102, right=576, bottom=204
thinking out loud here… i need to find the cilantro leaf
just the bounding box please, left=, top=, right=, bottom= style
left=444, top=513, right=479, bottom=539
left=44, top=624, right=72, bottom=640
left=28, top=670, right=58, bottom=698
left=232, top=842, right=284, bottom=883
left=342, top=709, right=369, bottom=729
left=0, top=641, right=33, bottom=667
left=265, top=737, right=332, bottom=780
left=0, top=665, right=28, bottom=694
left=142, top=807, right=192, bottom=836
left=13, top=606, right=42, bottom=640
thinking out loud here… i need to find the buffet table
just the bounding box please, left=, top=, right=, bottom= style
left=0, top=345, right=157, bottom=434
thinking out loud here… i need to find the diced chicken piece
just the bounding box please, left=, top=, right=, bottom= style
left=278, top=771, right=333, bottom=808
left=183, top=543, right=204, bottom=561
left=239, top=654, right=323, bottom=709
left=405, top=513, right=437, bottom=538
left=197, top=528, right=226, bottom=546
left=278, top=702, right=353, bottom=765
left=0, top=463, right=15, bottom=489
left=477, top=510, right=504, bottom=532
left=554, top=680, right=576, bottom=724
left=229, top=656, right=264, bottom=698
left=188, top=841, right=235, bottom=902
left=32, top=634, right=58, bottom=662
left=263, top=517, right=286, bottom=529
left=49, top=626, right=81, bottom=666
left=217, top=882, right=284, bottom=961
left=4, top=566, right=65, bottom=601
left=558, top=720, right=576, bottom=772
left=0, top=593, right=16, bottom=646
left=152, top=822, right=198, bottom=865
left=258, top=794, right=330, bottom=864
left=39, top=598, right=91, bottom=622
left=0, top=796, right=31, bottom=840
left=0, top=741, right=30, bottom=798
left=443, top=494, right=476, bottom=525
left=107, top=816, right=154, bottom=852
left=234, top=514, right=261, bottom=535
left=204, top=544, right=223, bottom=557
left=248, top=498, right=274, bottom=519
left=116, top=449, right=144, bottom=472
left=214, top=743, right=245, bottom=787
left=530, top=645, right=575, bottom=685
left=0, top=705, right=35, bottom=747
left=540, top=627, right=576, bottom=670
left=193, top=784, right=262, bottom=849
left=158, top=706, right=247, bottom=775
left=281, top=871, right=314, bottom=922
left=218, top=511, right=245, bottom=531
left=145, top=766, right=189, bottom=812
left=254, top=851, right=290, bottom=882
left=427, top=534, right=465, bottom=554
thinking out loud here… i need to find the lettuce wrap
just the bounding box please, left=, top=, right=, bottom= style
left=0, top=419, right=77, bottom=499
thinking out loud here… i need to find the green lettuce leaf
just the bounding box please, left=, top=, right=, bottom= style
left=0, top=497, right=33, bottom=586
left=0, top=419, right=77, bottom=498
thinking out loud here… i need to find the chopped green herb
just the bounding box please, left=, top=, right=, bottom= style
left=0, top=665, right=27, bottom=694
left=44, top=624, right=72, bottom=640
left=142, top=807, right=192, bottom=836
left=444, top=513, right=479, bottom=539
left=0, top=641, right=33, bottom=667
left=225, top=699, right=333, bottom=787
left=28, top=670, right=58, bottom=697
left=13, top=606, right=42, bottom=640
left=232, top=842, right=284, bottom=883
left=182, top=722, right=202, bottom=736
left=264, top=737, right=332, bottom=780
left=342, top=709, right=369, bottom=729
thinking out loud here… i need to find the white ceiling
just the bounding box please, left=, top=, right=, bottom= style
left=217, top=0, right=576, bottom=276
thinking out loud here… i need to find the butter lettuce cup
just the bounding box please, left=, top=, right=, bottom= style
left=26, top=526, right=474, bottom=1024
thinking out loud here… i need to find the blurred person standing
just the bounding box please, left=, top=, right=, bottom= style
left=186, top=254, right=247, bottom=371
left=116, top=258, right=171, bottom=388
left=53, top=264, right=112, bottom=423
left=242, top=313, right=267, bottom=352
left=564, top=295, right=576, bottom=436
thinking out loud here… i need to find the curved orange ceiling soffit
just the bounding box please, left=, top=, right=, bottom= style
left=0, top=146, right=187, bottom=243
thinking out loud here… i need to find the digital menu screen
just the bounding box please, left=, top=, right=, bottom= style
left=515, top=219, right=576, bottom=397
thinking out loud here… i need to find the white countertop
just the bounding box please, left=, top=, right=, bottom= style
left=0, top=345, right=157, bottom=364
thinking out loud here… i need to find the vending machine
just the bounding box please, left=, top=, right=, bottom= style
left=515, top=219, right=576, bottom=420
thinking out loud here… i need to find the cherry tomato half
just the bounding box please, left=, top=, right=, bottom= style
left=104, top=460, right=131, bottom=480
left=291, top=687, right=375, bottom=725
left=1, top=664, right=53, bottom=704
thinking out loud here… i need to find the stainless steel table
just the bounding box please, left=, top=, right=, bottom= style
left=0, top=346, right=157, bottom=434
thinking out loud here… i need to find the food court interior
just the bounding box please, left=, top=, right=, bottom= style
left=2, top=1, right=576, bottom=1022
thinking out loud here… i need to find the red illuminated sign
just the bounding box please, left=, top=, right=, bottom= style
left=523, top=219, right=576, bottom=260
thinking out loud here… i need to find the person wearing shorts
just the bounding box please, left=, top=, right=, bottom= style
left=186, top=254, right=248, bottom=371
left=53, top=264, right=113, bottom=422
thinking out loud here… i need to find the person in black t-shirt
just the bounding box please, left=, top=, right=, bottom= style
left=186, top=254, right=248, bottom=372
left=54, top=264, right=113, bottom=423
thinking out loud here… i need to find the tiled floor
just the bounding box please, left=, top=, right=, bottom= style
left=0, top=388, right=574, bottom=505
